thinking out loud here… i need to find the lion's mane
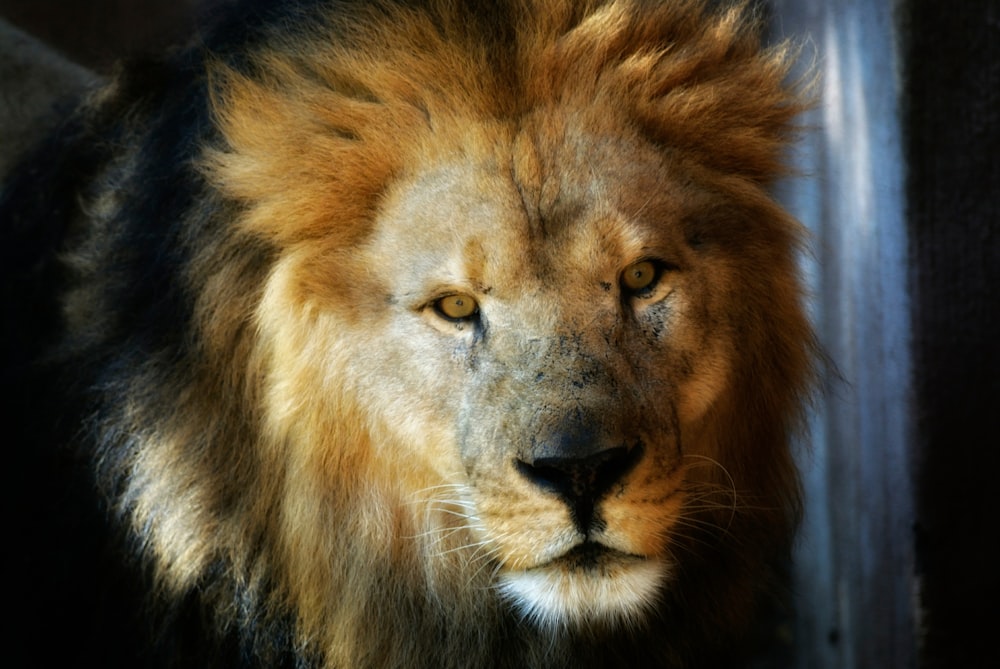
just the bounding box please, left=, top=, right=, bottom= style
left=3, top=1, right=813, bottom=667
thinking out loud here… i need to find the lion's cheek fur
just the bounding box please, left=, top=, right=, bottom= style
left=246, top=255, right=459, bottom=640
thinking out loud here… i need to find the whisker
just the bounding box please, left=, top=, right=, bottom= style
left=433, top=535, right=497, bottom=557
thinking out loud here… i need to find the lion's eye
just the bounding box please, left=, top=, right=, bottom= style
left=621, top=260, right=659, bottom=295
left=434, top=294, right=479, bottom=321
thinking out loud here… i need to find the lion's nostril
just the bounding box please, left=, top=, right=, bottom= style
left=516, top=443, right=643, bottom=530
left=518, top=447, right=627, bottom=497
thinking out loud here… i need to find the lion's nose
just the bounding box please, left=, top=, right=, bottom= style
left=516, top=440, right=643, bottom=531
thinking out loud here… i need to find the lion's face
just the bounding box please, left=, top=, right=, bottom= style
left=305, top=113, right=737, bottom=629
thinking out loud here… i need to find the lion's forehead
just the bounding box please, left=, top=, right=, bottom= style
left=370, top=147, right=688, bottom=302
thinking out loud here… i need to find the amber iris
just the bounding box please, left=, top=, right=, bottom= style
left=435, top=294, right=478, bottom=320
left=622, top=260, right=657, bottom=292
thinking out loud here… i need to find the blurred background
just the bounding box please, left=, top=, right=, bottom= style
left=1, top=1, right=996, bottom=667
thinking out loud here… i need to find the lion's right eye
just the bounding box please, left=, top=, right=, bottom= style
left=433, top=294, right=479, bottom=322
left=621, top=260, right=662, bottom=297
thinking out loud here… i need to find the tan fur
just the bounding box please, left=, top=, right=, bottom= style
left=76, top=1, right=814, bottom=666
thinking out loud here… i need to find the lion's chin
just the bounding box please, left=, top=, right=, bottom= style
left=497, top=546, right=668, bottom=630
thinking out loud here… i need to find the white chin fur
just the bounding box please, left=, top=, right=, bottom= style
left=497, top=558, right=668, bottom=630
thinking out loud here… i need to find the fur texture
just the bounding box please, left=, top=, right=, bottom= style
left=2, top=1, right=813, bottom=667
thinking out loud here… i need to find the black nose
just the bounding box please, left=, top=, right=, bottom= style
left=516, top=438, right=643, bottom=531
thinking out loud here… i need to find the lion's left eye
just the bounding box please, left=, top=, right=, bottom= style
left=621, top=260, right=661, bottom=296
left=433, top=294, right=479, bottom=321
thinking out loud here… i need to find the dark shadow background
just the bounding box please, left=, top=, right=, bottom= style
left=903, top=1, right=999, bottom=667
left=0, top=0, right=214, bottom=69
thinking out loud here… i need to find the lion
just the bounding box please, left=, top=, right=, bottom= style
left=2, top=1, right=814, bottom=667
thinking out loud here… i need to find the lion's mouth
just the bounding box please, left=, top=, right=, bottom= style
left=552, top=541, right=645, bottom=572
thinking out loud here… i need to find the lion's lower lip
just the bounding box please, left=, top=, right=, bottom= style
left=497, top=550, right=668, bottom=628
left=553, top=542, right=643, bottom=570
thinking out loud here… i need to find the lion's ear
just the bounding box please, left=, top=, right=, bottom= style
left=523, top=1, right=812, bottom=183
left=632, top=39, right=811, bottom=183
left=201, top=60, right=402, bottom=246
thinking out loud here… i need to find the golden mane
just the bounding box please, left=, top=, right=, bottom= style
left=204, top=0, right=803, bottom=242
left=105, top=1, right=815, bottom=666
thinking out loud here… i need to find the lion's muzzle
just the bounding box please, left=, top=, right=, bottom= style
left=515, top=433, right=644, bottom=532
